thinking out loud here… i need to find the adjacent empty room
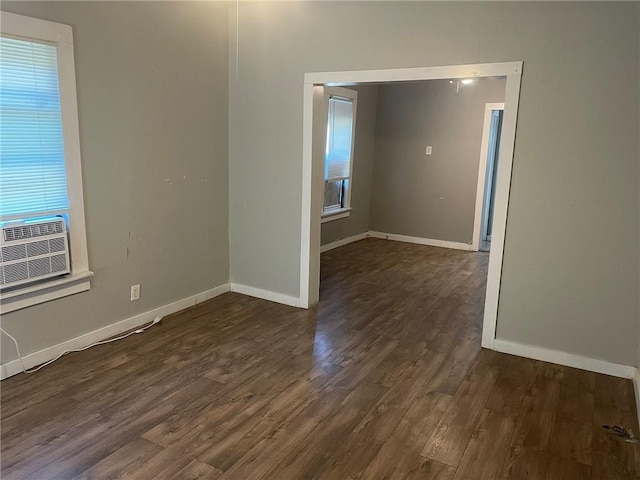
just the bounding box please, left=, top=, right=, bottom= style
left=1, top=1, right=639, bottom=479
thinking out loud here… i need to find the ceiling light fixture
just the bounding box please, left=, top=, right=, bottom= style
left=461, top=79, right=474, bottom=85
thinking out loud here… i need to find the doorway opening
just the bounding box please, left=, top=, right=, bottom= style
left=475, top=103, right=505, bottom=253
left=299, top=62, right=522, bottom=350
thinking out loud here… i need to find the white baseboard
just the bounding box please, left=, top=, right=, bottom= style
left=493, top=339, right=636, bottom=379
left=0, top=283, right=231, bottom=380
left=367, top=231, right=474, bottom=251
left=320, top=232, right=368, bottom=253
left=230, top=283, right=300, bottom=308
left=194, top=283, right=230, bottom=303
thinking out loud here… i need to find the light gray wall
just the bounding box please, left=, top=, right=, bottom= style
left=229, top=2, right=639, bottom=366
left=369, top=79, right=505, bottom=243
left=321, top=85, right=378, bottom=246
left=1, top=2, right=230, bottom=364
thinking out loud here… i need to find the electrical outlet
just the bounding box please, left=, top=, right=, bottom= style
left=130, top=284, right=141, bottom=301
left=425, top=146, right=432, bottom=155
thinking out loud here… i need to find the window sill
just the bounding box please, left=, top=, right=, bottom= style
left=321, top=208, right=352, bottom=223
left=0, top=270, right=93, bottom=314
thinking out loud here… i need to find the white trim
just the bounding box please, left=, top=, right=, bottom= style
left=1, top=12, right=91, bottom=308
left=481, top=70, right=522, bottom=349
left=320, top=232, right=368, bottom=253
left=300, top=62, right=523, bottom=358
left=323, top=86, right=358, bottom=214
left=0, top=11, right=73, bottom=44
left=300, top=85, right=328, bottom=308
left=0, top=271, right=93, bottom=314
left=321, top=208, right=352, bottom=223
left=299, top=85, right=316, bottom=309
left=58, top=28, right=90, bottom=275
left=230, top=283, right=300, bottom=308
left=367, top=231, right=474, bottom=251
left=325, top=86, right=358, bottom=101
left=310, top=62, right=522, bottom=86
left=194, top=284, right=230, bottom=303
left=633, top=369, right=640, bottom=430
left=472, top=103, right=504, bottom=251
left=0, top=210, right=69, bottom=223
left=0, top=283, right=231, bottom=380
left=493, top=339, right=636, bottom=379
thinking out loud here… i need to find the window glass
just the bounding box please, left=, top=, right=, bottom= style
left=325, top=97, right=353, bottom=182
left=0, top=37, right=69, bottom=220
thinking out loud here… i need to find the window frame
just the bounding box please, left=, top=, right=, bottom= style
left=321, top=86, right=357, bottom=223
left=0, top=12, right=92, bottom=313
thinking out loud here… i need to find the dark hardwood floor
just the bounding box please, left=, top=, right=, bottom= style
left=1, top=238, right=639, bottom=479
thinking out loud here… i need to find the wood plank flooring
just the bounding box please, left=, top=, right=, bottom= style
left=2, top=238, right=639, bottom=479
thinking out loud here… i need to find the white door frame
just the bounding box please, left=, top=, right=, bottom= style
left=472, top=103, right=505, bottom=250
left=299, top=61, right=523, bottom=350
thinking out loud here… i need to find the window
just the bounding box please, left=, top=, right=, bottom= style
left=322, top=87, right=357, bottom=222
left=1, top=38, right=68, bottom=218
left=0, top=12, right=91, bottom=313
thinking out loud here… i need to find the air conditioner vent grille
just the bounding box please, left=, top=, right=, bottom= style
left=28, top=258, right=50, bottom=278
left=1, top=218, right=70, bottom=289
left=51, top=254, right=67, bottom=273
left=1, top=244, right=27, bottom=263
left=3, top=220, right=64, bottom=242
left=2, top=263, right=28, bottom=285
left=49, top=237, right=65, bottom=253
left=27, top=240, right=49, bottom=258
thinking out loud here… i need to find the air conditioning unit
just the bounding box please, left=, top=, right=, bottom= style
left=0, top=217, right=71, bottom=289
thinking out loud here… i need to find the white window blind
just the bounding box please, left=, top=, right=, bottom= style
left=325, top=96, right=353, bottom=181
left=0, top=36, right=69, bottom=221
